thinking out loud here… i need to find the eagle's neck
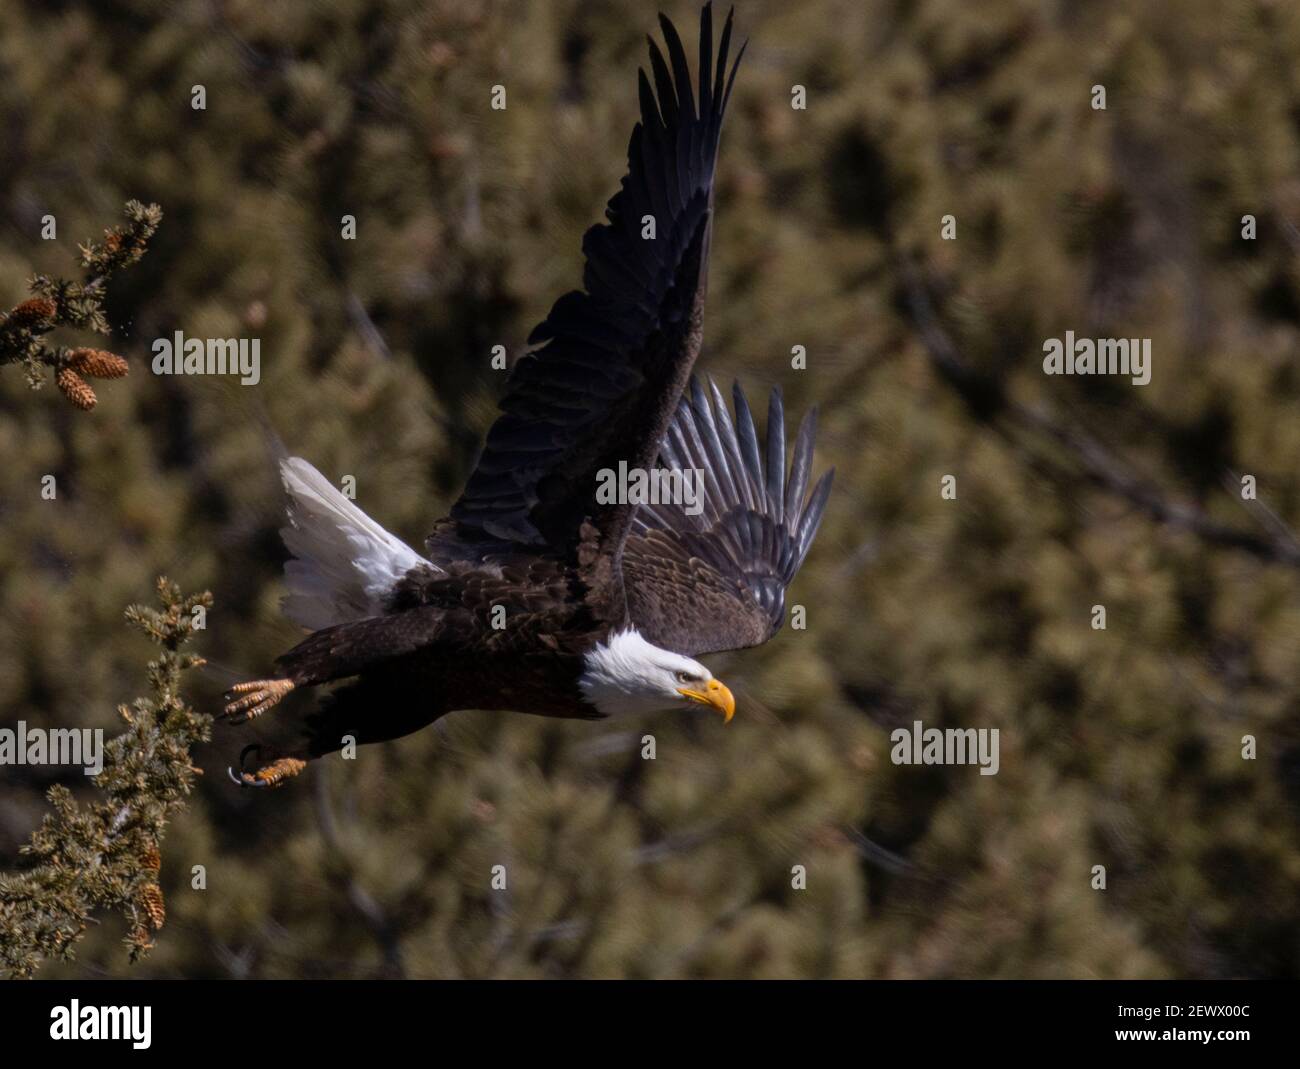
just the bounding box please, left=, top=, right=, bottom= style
left=577, top=628, right=673, bottom=718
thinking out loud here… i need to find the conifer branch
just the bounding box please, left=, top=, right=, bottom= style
left=0, top=200, right=161, bottom=410
left=899, top=257, right=1300, bottom=568
left=0, top=578, right=212, bottom=978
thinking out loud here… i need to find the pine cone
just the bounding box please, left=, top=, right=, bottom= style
left=4, top=297, right=57, bottom=331
left=56, top=367, right=98, bottom=410
left=141, top=845, right=162, bottom=873
left=139, top=883, right=166, bottom=930
left=68, top=348, right=129, bottom=379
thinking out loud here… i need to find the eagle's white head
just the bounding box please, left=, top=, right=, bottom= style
left=579, top=629, right=735, bottom=721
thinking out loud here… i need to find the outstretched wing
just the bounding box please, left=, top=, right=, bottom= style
left=444, top=4, right=746, bottom=561
left=621, top=378, right=834, bottom=657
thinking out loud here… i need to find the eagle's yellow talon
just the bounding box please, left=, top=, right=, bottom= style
left=228, top=749, right=307, bottom=789
left=222, top=679, right=294, bottom=723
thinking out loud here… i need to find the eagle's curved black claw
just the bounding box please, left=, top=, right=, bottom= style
left=229, top=743, right=266, bottom=788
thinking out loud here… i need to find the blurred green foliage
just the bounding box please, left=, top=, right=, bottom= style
left=1, top=0, right=1299, bottom=978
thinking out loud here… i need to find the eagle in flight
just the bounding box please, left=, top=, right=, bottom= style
left=225, top=4, right=833, bottom=787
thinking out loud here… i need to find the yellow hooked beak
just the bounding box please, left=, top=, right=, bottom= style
left=678, top=678, right=735, bottom=723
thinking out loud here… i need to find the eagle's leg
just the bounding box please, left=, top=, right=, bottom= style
left=227, top=744, right=308, bottom=789
left=222, top=678, right=295, bottom=723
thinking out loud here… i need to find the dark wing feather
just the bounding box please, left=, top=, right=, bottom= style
left=443, top=4, right=746, bottom=565
left=274, top=605, right=464, bottom=685
left=276, top=550, right=586, bottom=686
left=622, top=378, right=833, bottom=656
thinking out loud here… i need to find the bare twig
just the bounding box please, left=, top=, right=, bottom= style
left=899, top=257, right=1300, bottom=568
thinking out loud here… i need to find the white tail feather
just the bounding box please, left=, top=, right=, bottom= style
left=278, top=456, right=433, bottom=630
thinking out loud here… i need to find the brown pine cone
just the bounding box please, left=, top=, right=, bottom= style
left=139, top=883, right=166, bottom=930
left=4, top=297, right=57, bottom=331
left=56, top=367, right=98, bottom=410
left=68, top=348, right=129, bottom=379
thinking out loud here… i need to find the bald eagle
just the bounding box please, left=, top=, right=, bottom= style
left=225, top=4, right=833, bottom=787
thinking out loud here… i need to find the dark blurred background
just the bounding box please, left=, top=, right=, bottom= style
left=2, top=0, right=1299, bottom=978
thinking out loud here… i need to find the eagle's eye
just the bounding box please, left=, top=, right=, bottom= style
left=675, top=670, right=694, bottom=684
